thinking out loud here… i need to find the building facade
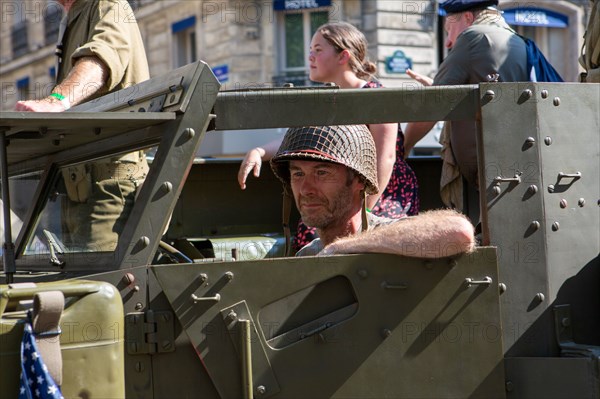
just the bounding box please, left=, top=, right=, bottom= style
left=0, top=0, right=592, bottom=109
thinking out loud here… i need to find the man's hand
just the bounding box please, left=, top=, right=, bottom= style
left=406, top=68, right=434, bottom=86
left=15, top=97, right=67, bottom=112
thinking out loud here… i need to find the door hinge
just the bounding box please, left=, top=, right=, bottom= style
left=126, top=310, right=175, bottom=355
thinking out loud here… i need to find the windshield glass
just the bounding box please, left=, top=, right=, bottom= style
left=24, top=150, right=152, bottom=255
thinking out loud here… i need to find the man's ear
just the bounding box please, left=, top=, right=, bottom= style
left=464, top=11, right=475, bottom=25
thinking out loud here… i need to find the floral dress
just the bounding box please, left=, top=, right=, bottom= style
left=293, top=80, right=420, bottom=252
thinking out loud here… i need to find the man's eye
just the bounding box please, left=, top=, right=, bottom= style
left=316, top=170, right=330, bottom=177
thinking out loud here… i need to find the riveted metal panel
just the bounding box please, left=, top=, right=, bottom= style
left=479, top=83, right=549, bottom=356
left=535, top=84, right=600, bottom=348
left=152, top=248, right=505, bottom=399
left=479, top=82, right=600, bottom=356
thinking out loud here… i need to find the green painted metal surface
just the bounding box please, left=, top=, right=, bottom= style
left=152, top=249, right=504, bottom=398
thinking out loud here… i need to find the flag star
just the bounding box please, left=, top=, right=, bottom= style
left=30, top=365, right=35, bottom=373
left=20, top=386, right=25, bottom=394
left=28, top=378, right=34, bottom=386
left=31, top=351, right=39, bottom=360
left=25, top=342, right=31, bottom=350
left=48, top=385, right=58, bottom=395
left=37, top=375, right=44, bottom=385
left=35, top=388, right=40, bottom=397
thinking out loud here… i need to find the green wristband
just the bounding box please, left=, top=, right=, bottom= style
left=50, top=93, right=66, bottom=101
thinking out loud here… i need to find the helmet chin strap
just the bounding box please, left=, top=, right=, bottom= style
left=282, top=185, right=293, bottom=257
left=361, top=191, right=368, bottom=232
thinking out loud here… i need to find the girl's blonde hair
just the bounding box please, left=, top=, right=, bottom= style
left=316, top=22, right=377, bottom=80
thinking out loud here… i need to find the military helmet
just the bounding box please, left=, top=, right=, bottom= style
left=270, top=125, right=379, bottom=195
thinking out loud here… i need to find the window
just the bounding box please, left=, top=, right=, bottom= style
left=12, top=20, right=29, bottom=58
left=172, top=16, right=197, bottom=68
left=44, top=3, right=62, bottom=46
left=276, top=10, right=328, bottom=86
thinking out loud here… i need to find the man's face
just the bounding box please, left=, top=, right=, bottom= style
left=289, top=160, right=364, bottom=229
left=444, top=12, right=473, bottom=49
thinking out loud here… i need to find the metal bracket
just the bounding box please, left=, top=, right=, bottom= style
left=553, top=304, right=574, bottom=346
left=126, top=310, right=175, bottom=355
left=220, top=301, right=281, bottom=398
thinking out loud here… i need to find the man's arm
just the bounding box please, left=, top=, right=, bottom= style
left=322, top=209, right=475, bottom=258
left=15, top=56, right=108, bottom=112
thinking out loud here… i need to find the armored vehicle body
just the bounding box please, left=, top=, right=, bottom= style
left=1, top=61, right=599, bottom=398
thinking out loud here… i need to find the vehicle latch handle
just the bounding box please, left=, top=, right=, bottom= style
left=465, top=276, right=492, bottom=287
left=191, top=293, right=221, bottom=303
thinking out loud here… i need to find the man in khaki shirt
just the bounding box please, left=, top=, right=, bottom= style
left=16, top=0, right=150, bottom=251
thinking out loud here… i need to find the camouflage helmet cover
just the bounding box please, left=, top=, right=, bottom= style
left=270, top=125, right=379, bottom=195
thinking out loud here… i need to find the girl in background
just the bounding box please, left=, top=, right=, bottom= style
left=238, top=22, right=419, bottom=251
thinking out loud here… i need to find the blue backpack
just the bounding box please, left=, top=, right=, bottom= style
left=521, top=36, right=564, bottom=82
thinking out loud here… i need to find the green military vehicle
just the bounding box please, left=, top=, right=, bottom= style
left=1, top=61, right=598, bottom=398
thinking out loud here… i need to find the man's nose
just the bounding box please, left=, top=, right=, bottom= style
left=299, top=176, right=317, bottom=195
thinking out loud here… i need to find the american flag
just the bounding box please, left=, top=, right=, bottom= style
left=18, top=321, right=63, bottom=399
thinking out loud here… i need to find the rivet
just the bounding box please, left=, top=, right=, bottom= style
left=506, top=381, right=514, bottom=392
left=199, top=273, right=208, bottom=283
left=138, top=236, right=150, bottom=248
left=552, top=222, right=560, bottom=231
left=541, top=89, right=548, bottom=99
left=162, top=181, right=173, bottom=193
left=357, top=269, right=368, bottom=279
left=578, top=198, right=585, bottom=207
left=135, top=302, right=143, bottom=311
left=52, top=139, right=61, bottom=146
left=530, top=221, right=540, bottom=231
left=544, top=137, right=552, bottom=146
left=133, top=285, right=140, bottom=292
left=548, top=185, right=555, bottom=193
left=535, top=293, right=545, bottom=302
left=225, top=271, right=234, bottom=281
left=553, top=97, right=561, bottom=106
left=498, top=283, right=507, bottom=294
left=256, top=385, right=267, bottom=395
left=561, top=317, right=571, bottom=327
left=522, top=89, right=533, bottom=99
left=559, top=199, right=568, bottom=208
left=528, top=185, right=538, bottom=195
left=484, top=90, right=495, bottom=99
left=525, top=137, right=535, bottom=146
left=184, top=127, right=195, bottom=139
left=122, top=272, right=135, bottom=285
left=381, top=329, right=392, bottom=338
left=493, top=185, right=501, bottom=196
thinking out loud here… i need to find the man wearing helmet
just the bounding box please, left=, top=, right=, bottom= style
left=271, top=125, right=475, bottom=258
